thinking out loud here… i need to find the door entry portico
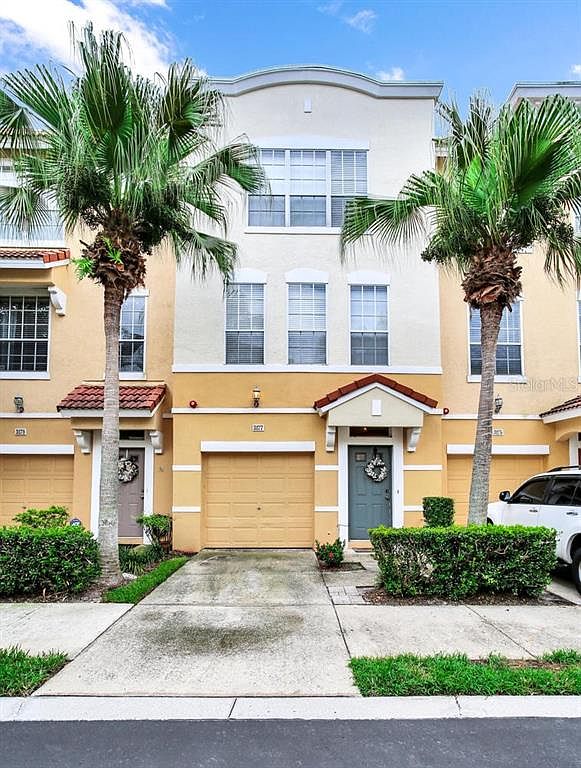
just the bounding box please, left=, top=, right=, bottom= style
left=348, top=445, right=392, bottom=539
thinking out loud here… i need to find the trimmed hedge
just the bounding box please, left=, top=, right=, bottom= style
left=422, top=497, right=454, bottom=527
left=0, top=526, right=101, bottom=596
left=369, top=525, right=556, bottom=599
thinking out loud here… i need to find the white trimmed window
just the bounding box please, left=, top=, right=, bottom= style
left=350, top=285, right=389, bottom=365
left=0, top=162, right=64, bottom=246
left=575, top=213, right=581, bottom=235
left=249, top=149, right=367, bottom=228
left=0, top=295, right=50, bottom=372
left=225, top=283, right=264, bottom=364
left=119, top=295, right=146, bottom=373
left=469, top=302, right=522, bottom=376
left=288, top=283, right=326, bottom=364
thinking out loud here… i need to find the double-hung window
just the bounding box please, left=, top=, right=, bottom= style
left=0, top=295, right=50, bottom=372
left=469, top=302, right=522, bottom=376
left=350, top=285, right=389, bottom=365
left=288, top=283, right=326, bottom=364
left=249, top=149, right=367, bottom=228
left=225, top=283, right=265, bottom=364
left=119, top=295, right=146, bottom=374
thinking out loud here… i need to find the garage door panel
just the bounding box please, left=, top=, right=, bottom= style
left=447, top=455, right=546, bottom=525
left=0, top=455, right=74, bottom=526
left=204, top=453, right=314, bottom=548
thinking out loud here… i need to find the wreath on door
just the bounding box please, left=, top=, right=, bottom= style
left=118, top=456, right=139, bottom=483
left=364, top=455, right=388, bottom=483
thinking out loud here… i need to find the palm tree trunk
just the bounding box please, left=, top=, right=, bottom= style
left=99, top=283, right=124, bottom=585
left=467, top=301, right=504, bottom=525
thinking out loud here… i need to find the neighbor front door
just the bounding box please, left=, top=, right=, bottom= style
left=118, top=448, right=145, bottom=538
left=348, top=445, right=392, bottom=540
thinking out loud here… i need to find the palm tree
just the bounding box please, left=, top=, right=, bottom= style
left=341, top=94, right=581, bottom=524
left=0, top=25, right=263, bottom=583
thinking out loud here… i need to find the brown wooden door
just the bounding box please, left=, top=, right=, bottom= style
left=118, top=448, right=144, bottom=538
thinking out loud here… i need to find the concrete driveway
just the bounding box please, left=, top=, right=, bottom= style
left=38, top=551, right=356, bottom=697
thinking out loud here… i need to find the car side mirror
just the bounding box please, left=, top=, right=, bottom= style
left=499, top=490, right=511, bottom=502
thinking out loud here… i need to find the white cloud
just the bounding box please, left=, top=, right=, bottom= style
left=344, top=9, right=377, bottom=33
left=318, top=0, right=342, bottom=14
left=376, top=67, right=404, bottom=81
left=572, top=64, right=581, bottom=77
left=0, top=0, right=171, bottom=77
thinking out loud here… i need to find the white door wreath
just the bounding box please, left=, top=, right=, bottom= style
left=364, top=455, right=388, bottom=483
left=118, top=456, right=139, bottom=483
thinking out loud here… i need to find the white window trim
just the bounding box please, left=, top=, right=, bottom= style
left=232, top=268, right=267, bottom=284
left=466, top=298, right=525, bottom=381
left=119, top=293, right=147, bottom=378
left=287, top=281, right=328, bottom=366
left=249, top=148, right=368, bottom=230
left=285, top=268, right=329, bottom=284
left=347, top=270, right=391, bottom=286
left=349, top=283, right=390, bottom=367
left=0, top=290, right=51, bottom=379
left=224, top=282, right=266, bottom=365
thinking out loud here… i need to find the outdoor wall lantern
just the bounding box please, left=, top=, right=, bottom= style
left=494, top=395, right=503, bottom=414
left=13, top=395, right=24, bottom=413
left=252, top=386, right=261, bottom=408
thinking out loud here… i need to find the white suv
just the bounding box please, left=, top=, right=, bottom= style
left=487, top=466, right=581, bottom=594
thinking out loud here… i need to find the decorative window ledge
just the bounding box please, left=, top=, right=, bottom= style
left=244, top=227, right=341, bottom=235
left=0, top=371, right=50, bottom=380
left=466, top=374, right=527, bottom=384
left=119, top=372, right=146, bottom=381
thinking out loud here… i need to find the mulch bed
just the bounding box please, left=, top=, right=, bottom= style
left=360, top=586, right=572, bottom=606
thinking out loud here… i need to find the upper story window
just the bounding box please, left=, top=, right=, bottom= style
left=225, top=283, right=264, bottom=364
left=119, top=295, right=146, bottom=373
left=288, top=282, right=326, bottom=364
left=469, top=302, right=522, bottom=377
left=249, top=149, right=367, bottom=228
left=0, top=294, right=50, bottom=372
left=350, top=285, right=389, bottom=365
left=575, top=213, right=581, bottom=236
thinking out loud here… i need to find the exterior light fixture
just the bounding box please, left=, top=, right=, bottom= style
left=14, top=395, right=24, bottom=413
left=252, top=386, right=261, bottom=408
left=494, top=395, right=503, bottom=415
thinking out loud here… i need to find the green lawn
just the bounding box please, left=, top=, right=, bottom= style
left=350, top=650, right=581, bottom=696
left=103, top=556, right=187, bottom=604
left=0, top=647, right=67, bottom=696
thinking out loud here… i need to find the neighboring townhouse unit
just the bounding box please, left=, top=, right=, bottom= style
left=1, top=71, right=580, bottom=552
left=170, top=67, right=445, bottom=550
left=0, top=176, right=175, bottom=540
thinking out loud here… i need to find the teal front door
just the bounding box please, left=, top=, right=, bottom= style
left=348, top=445, right=392, bottom=539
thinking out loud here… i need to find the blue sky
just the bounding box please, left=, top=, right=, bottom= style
left=0, top=0, right=580, bottom=106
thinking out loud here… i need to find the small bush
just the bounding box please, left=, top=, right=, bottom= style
left=136, top=514, right=172, bottom=553
left=0, top=526, right=101, bottom=596
left=315, top=538, right=345, bottom=568
left=422, top=497, right=454, bottom=527
left=369, top=525, right=556, bottom=599
left=119, top=543, right=161, bottom=575
left=104, top=556, right=187, bottom=604
left=14, top=505, right=69, bottom=529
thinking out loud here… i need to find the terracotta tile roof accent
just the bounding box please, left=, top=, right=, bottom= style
left=0, top=247, right=69, bottom=263
left=57, top=384, right=166, bottom=412
left=540, top=395, right=581, bottom=419
left=313, top=374, right=438, bottom=410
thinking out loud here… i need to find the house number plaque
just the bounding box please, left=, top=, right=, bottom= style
left=14, top=428, right=27, bottom=437
left=252, top=424, right=265, bottom=433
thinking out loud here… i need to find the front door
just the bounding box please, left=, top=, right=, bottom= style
left=348, top=445, right=392, bottom=540
left=118, top=448, right=144, bottom=537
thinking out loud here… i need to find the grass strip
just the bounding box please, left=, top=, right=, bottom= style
left=103, top=556, right=187, bottom=604
left=0, top=647, right=67, bottom=696
left=350, top=650, right=581, bottom=696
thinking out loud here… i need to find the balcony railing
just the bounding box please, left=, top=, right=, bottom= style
left=0, top=216, right=65, bottom=247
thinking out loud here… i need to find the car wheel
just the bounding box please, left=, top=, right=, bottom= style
left=572, top=548, right=581, bottom=595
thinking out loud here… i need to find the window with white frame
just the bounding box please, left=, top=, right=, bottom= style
left=249, top=149, right=367, bottom=227
left=469, top=302, right=522, bottom=376
left=0, top=295, right=50, bottom=372
left=225, top=283, right=264, bottom=364
left=119, top=295, right=146, bottom=373
left=0, top=162, right=64, bottom=245
left=288, top=283, right=326, bottom=364
left=575, top=213, right=581, bottom=235
left=350, top=285, right=389, bottom=365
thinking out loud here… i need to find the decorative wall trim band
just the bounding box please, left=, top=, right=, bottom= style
left=200, top=441, right=316, bottom=453
left=173, top=364, right=443, bottom=374
left=171, top=506, right=201, bottom=513
left=442, top=414, right=542, bottom=421
left=0, top=413, right=64, bottom=419
left=403, top=505, right=423, bottom=512
left=172, top=465, right=202, bottom=472
left=172, top=408, right=316, bottom=414
left=314, top=506, right=339, bottom=512
left=447, top=444, right=550, bottom=456
left=315, top=464, right=340, bottom=471
left=0, top=444, right=74, bottom=455
left=403, top=464, right=443, bottom=471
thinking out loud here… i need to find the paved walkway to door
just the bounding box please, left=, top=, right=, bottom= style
left=35, top=550, right=581, bottom=697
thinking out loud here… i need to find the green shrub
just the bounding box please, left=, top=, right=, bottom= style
left=0, top=526, right=101, bottom=596
left=315, top=538, right=345, bottom=567
left=119, top=543, right=161, bottom=575
left=369, top=525, right=556, bottom=599
left=14, top=505, right=69, bottom=529
left=136, top=514, right=172, bottom=553
left=422, top=497, right=454, bottom=527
